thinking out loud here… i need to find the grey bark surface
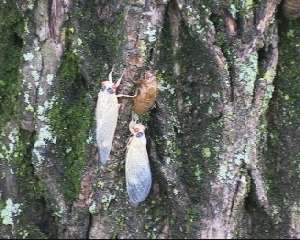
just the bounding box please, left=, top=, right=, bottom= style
left=1, top=0, right=300, bottom=239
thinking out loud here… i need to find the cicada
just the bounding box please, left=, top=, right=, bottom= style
left=96, top=68, right=134, bottom=165
left=125, top=121, right=152, bottom=205
left=133, top=70, right=158, bottom=114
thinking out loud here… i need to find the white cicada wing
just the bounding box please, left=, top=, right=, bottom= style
left=125, top=136, right=152, bottom=205
left=96, top=92, right=119, bottom=165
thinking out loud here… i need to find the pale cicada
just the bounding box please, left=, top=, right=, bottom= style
left=125, top=121, right=152, bottom=205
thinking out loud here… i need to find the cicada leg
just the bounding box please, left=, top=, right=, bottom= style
left=116, top=93, right=137, bottom=98
left=108, top=65, right=114, bottom=83
left=114, top=69, right=125, bottom=88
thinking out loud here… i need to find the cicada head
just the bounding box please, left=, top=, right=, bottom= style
left=129, top=122, right=146, bottom=138
left=101, top=80, right=116, bottom=94
left=134, top=124, right=146, bottom=138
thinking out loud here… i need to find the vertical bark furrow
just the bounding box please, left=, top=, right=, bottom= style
left=20, top=0, right=71, bottom=236
left=265, top=15, right=300, bottom=238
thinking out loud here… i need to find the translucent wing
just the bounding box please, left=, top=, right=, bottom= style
left=125, top=136, right=152, bottom=205
left=96, top=92, right=119, bottom=165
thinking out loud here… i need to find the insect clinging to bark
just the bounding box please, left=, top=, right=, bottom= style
left=125, top=121, right=152, bottom=205
left=283, top=0, right=300, bottom=20
left=96, top=68, right=134, bottom=165
left=133, top=70, right=158, bottom=114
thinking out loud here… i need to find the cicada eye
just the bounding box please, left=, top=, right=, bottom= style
left=136, top=132, right=144, bottom=138
left=107, top=87, right=114, bottom=94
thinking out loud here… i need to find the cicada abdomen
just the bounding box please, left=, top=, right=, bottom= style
left=125, top=123, right=152, bottom=205
left=283, top=0, right=300, bottom=20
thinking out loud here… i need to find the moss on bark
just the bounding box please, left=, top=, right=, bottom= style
left=48, top=49, right=92, bottom=202
left=263, top=16, right=300, bottom=237
left=0, top=2, right=23, bottom=128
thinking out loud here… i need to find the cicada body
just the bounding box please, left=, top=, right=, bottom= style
left=96, top=68, right=136, bottom=165
left=125, top=123, right=152, bottom=205
left=133, top=70, right=158, bottom=114
left=96, top=80, right=119, bottom=165
left=283, top=0, right=300, bottom=20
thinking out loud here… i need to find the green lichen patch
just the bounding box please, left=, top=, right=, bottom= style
left=0, top=125, right=56, bottom=238
left=0, top=198, right=22, bottom=226
left=0, top=3, right=52, bottom=237
left=144, top=201, right=169, bottom=239
left=229, top=0, right=257, bottom=16
left=14, top=224, right=48, bottom=239
left=12, top=129, right=45, bottom=200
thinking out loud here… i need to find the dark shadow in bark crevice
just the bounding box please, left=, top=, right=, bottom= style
left=240, top=172, right=282, bottom=239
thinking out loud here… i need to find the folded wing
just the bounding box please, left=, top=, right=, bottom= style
left=96, top=93, right=119, bottom=165
left=125, top=138, right=152, bottom=205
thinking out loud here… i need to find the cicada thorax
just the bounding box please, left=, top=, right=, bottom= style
left=283, top=0, right=300, bottom=20
left=100, top=80, right=117, bottom=94
left=133, top=70, right=158, bottom=114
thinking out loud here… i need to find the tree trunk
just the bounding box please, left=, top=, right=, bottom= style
left=1, top=0, right=300, bottom=239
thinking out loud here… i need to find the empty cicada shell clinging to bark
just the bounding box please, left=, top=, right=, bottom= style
left=133, top=70, right=158, bottom=115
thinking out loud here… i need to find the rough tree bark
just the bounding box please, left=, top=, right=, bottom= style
left=1, top=0, right=300, bottom=239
